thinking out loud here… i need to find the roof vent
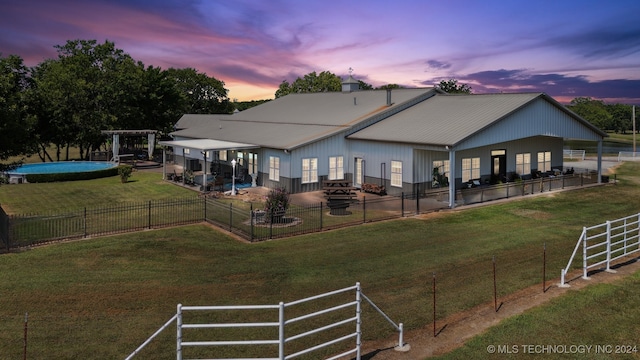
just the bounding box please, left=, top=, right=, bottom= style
left=386, top=89, right=392, bottom=106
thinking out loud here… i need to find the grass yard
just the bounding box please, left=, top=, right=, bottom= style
left=436, top=271, right=640, bottom=359
left=0, top=171, right=195, bottom=213
left=0, top=163, right=639, bottom=358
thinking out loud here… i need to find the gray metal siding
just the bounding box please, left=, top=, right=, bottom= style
left=456, top=98, right=602, bottom=150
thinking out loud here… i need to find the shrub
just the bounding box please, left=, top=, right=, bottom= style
left=264, top=187, right=290, bottom=221
left=118, top=165, right=133, bottom=183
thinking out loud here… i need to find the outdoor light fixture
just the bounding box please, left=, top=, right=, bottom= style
left=231, top=158, right=237, bottom=196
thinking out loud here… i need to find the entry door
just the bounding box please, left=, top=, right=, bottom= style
left=354, top=158, right=364, bottom=188
left=491, top=150, right=506, bottom=182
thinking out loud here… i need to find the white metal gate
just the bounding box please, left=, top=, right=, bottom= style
left=560, top=213, right=640, bottom=286
left=125, top=282, right=406, bottom=360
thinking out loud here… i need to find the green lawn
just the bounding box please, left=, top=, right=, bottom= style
left=0, top=171, right=195, bottom=213
left=1, top=163, right=640, bottom=358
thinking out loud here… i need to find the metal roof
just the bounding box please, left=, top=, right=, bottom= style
left=174, top=114, right=232, bottom=130
left=170, top=88, right=437, bottom=149
left=347, top=93, right=606, bottom=146
left=158, top=139, right=257, bottom=151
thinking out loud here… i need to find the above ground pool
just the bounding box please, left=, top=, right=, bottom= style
left=7, top=161, right=117, bottom=175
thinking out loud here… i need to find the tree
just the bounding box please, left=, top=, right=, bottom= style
left=274, top=71, right=342, bottom=98
left=606, top=103, right=633, bottom=134
left=377, top=84, right=403, bottom=90
left=114, top=64, right=183, bottom=134
left=166, top=68, right=234, bottom=114
left=29, top=40, right=140, bottom=161
left=567, top=97, right=612, bottom=131
left=0, top=54, right=35, bottom=172
left=436, top=79, right=473, bottom=94
left=233, top=99, right=271, bottom=112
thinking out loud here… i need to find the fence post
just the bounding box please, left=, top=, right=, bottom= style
left=250, top=204, right=254, bottom=243
left=582, top=227, right=589, bottom=280
left=416, top=184, right=420, bottom=214
left=148, top=200, right=152, bottom=229
left=320, top=202, right=323, bottom=231
left=84, top=207, right=87, bottom=238
left=203, top=197, right=207, bottom=222
left=278, top=302, right=285, bottom=360
left=401, top=192, right=405, bottom=217
left=355, top=282, right=362, bottom=360
left=606, top=221, right=612, bottom=272
left=363, top=196, right=366, bottom=223
left=176, top=304, right=182, bottom=360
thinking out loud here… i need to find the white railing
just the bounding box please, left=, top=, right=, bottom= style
left=563, top=149, right=586, bottom=160
left=618, top=151, right=640, bottom=162
left=560, top=213, right=640, bottom=286
left=125, top=282, right=406, bottom=360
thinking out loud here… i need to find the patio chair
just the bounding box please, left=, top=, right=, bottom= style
left=173, top=170, right=183, bottom=182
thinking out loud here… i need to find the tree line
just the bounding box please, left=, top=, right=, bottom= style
left=1, top=39, right=234, bottom=171
left=1, top=39, right=636, bottom=173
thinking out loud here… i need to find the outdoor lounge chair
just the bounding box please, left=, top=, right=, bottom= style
left=172, top=170, right=183, bottom=182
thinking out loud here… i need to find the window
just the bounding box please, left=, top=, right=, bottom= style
left=248, top=153, right=257, bottom=174
left=328, top=156, right=344, bottom=180
left=183, top=148, right=190, bottom=155
left=432, top=160, right=450, bottom=178
left=537, top=151, right=551, bottom=172
left=219, top=150, right=227, bottom=161
left=237, top=152, right=244, bottom=166
left=302, top=158, right=318, bottom=184
left=462, top=157, right=480, bottom=182
left=516, top=153, right=531, bottom=175
left=269, top=156, right=279, bottom=181
left=391, top=160, right=402, bottom=187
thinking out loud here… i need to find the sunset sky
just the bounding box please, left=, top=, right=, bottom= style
left=1, top=0, right=639, bottom=104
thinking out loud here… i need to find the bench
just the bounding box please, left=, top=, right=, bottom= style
left=323, top=180, right=357, bottom=215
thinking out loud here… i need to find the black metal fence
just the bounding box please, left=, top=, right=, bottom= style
left=0, top=171, right=609, bottom=251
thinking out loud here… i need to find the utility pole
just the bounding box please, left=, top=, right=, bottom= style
left=633, top=105, right=636, bottom=154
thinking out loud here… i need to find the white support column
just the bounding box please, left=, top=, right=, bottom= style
left=162, top=147, right=167, bottom=180
left=597, top=140, right=603, bottom=184
left=448, top=149, right=456, bottom=208
left=202, top=151, right=207, bottom=191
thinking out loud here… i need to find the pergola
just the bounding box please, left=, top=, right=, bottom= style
left=101, top=129, right=158, bottom=162
left=158, top=139, right=258, bottom=189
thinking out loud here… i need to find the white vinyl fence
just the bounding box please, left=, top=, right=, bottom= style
left=560, top=213, right=640, bottom=286
left=125, top=282, right=406, bottom=360
left=563, top=149, right=586, bottom=160
left=618, top=151, right=640, bottom=161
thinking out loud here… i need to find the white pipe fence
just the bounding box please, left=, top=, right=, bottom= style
left=563, top=149, right=585, bottom=160
left=124, top=282, right=406, bottom=360
left=560, top=213, right=640, bottom=286
left=618, top=151, right=640, bottom=161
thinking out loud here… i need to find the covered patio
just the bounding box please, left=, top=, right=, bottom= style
left=158, top=139, right=259, bottom=192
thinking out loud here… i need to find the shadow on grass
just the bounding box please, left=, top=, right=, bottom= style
left=353, top=346, right=396, bottom=360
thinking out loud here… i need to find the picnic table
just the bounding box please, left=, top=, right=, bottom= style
left=323, top=180, right=357, bottom=215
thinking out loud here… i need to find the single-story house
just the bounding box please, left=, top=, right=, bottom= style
left=159, top=76, right=607, bottom=208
